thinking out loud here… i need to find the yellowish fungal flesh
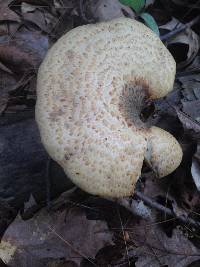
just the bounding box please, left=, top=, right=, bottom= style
left=36, top=18, right=182, bottom=197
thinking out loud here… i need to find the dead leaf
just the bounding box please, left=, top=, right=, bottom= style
left=21, top=2, right=37, bottom=13
left=145, top=0, right=155, bottom=8
left=160, top=17, right=180, bottom=31
left=128, top=220, right=200, bottom=267
left=0, top=28, right=48, bottom=74
left=182, top=100, right=200, bottom=122
left=46, top=2, right=74, bottom=39
left=54, top=0, right=74, bottom=9
left=86, top=0, right=135, bottom=22
left=160, top=18, right=200, bottom=69
left=22, top=9, right=47, bottom=31
left=47, top=259, right=78, bottom=267
left=179, top=71, right=200, bottom=106
left=175, top=107, right=200, bottom=136
left=188, top=56, right=200, bottom=71
left=0, top=1, right=20, bottom=22
left=43, top=11, right=61, bottom=34
left=179, top=76, right=200, bottom=117
left=0, top=21, right=20, bottom=37
left=191, top=158, right=200, bottom=192
left=171, top=0, right=200, bottom=9
left=0, top=206, right=113, bottom=267
left=0, top=70, right=17, bottom=115
left=179, top=74, right=200, bottom=83
left=15, top=0, right=53, bottom=5
left=19, top=1, right=58, bottom=33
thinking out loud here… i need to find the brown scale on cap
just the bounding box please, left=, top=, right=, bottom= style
left=36, top=18, right=183, bottom=198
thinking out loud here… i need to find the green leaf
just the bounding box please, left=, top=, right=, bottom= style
left=119, top=0, right=145, bottom=13
left=140, top=12, right=160, bottom=36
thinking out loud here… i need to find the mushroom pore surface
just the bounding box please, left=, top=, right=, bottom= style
left=36, top=18, right=183, bottom=198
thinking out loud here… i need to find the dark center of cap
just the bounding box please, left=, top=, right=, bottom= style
left=119, top=78, right=154, bottom=129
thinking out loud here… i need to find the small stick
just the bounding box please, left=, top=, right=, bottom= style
left=161, top=15, right=200, bottom=41
left=134, top=190, right=200, bottom=228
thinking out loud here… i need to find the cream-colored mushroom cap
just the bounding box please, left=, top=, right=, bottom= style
left=36, top=18, right=182, bottom=198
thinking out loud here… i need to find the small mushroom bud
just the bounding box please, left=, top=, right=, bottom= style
left=36, top=18, right=182, bottom=198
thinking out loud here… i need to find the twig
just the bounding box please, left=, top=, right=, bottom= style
left=134, top=191, right=200, bottom=228
left=161, top=15, right=200, bottom=41
left=117, top=197, right=153, bottom=220
left=134, top=191, right=172, bottom=216
left=118, top=191, right=200, bottom=228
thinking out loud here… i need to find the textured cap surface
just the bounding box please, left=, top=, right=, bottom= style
left=36, top=18, right=182, bottom=197
left=145, top=126, right=183, bottom=177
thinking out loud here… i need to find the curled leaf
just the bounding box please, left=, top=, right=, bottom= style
left=160, top=18, right=200, bottom=69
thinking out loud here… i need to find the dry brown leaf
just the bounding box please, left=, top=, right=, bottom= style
left=0, top=21, right=20, bottom=37
left=188, top=56, right=200, bottom=71
left=19, top=1, right=59, bottom=34
left=15, top=0, right=53, bottom=5
left=160, top=18, right=200, bottom=69
left=176, top=95, right=200, bottom=140
left=21, top=2, right=37, bottom=13
left=179, top=75, right=200, bottom=105
left=22, top=9, right=47, bottom=31
left=43, top=11, right=61, bottom=34
left=0, top=70, right=17, bottom=115
left=86, top=0, right=135, bottom=22
left=191, top=158, right=200, bottom=192
left=160, top=17, right=180, bottom=31
left=53, top=0, right=74, bottom=9
left=0, top=207, right=113, bottom=267
left=128, top=220, right=200, bottom=267
left=171, top=0, right=200, bottom=9
left=175, top=107, right=200, bottom=136
left=0, top=0, right=20, bottom=22
left=182, top=100, right=200, bottom=122
left=0, top=29, right=48, bottom=74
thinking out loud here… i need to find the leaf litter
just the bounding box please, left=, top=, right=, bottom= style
left=0, top=0, right=200, bottom=267
left=0, top=194, right=113, bottom=267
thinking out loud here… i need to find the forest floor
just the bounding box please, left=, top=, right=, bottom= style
left=0, top=0, right=200, bottom=266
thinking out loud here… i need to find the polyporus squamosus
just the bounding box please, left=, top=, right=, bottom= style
left=36, top=18, right=182, bottom=198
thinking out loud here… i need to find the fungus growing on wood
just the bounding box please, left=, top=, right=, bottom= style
left=36, top=18, right=182, bottom=198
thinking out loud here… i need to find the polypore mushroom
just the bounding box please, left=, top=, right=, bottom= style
left=36, top=18, right=182, bottom=198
